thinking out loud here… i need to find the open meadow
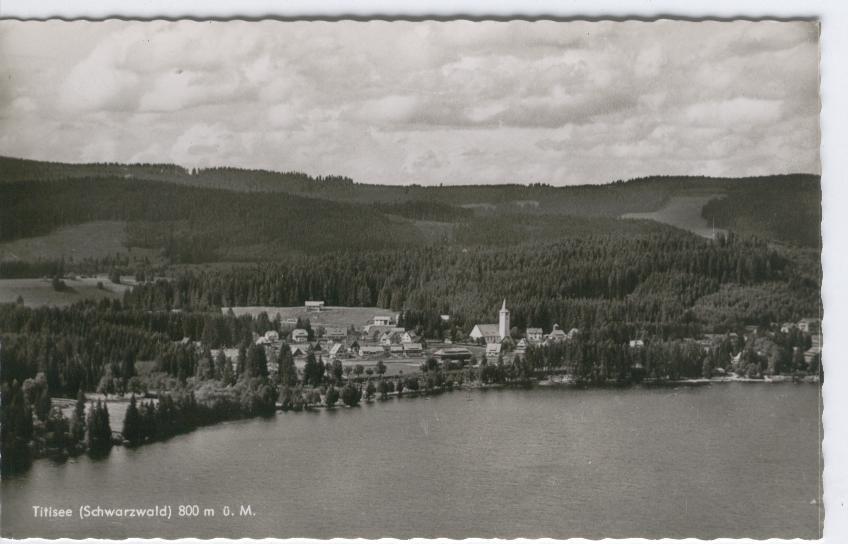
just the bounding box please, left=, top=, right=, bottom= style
left=0, top=220, right=158, bottom=262
left=621, top=194, right=728, bottom=239
left=0, top=275, right=134, bottom=307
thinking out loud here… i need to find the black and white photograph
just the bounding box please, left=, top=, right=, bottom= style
left=0, top=12, right=829, bottom=541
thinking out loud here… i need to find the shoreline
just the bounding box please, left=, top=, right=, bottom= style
left=12, top=371, right=819, bottom=474
left=50, top=371, right=821, bottom=413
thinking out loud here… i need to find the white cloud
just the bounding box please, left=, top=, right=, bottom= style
left=685, top=97, right=784, bottom=127
left=0, top=19, right=820, bottom=185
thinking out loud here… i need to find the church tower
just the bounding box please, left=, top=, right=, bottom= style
left=498, top=299, right=510, bottom=341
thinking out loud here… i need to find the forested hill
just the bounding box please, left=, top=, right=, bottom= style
left=0, top=155, right=819, bottom=218
left=0, top=178, right=425, bottom=262
left=0, top=156, right=821, bottom=256
left=702, top=176, right=822, bottom=248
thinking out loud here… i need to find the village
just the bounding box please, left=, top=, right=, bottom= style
left=213, top=299, right=822, bottom=382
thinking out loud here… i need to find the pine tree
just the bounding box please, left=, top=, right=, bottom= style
left=35, top=387, right=52, bottom=422
left=341, top=383, right=362, bottom=407
left=325, top=385, right=339, bottom=407
left=246, top=344, right=268, bottom=378
left=278, top=345, right=297, bottom=386
left=303, top=352, right=322, bottom=386
left=86, top=401, right=112, bottom=453
left=122, top=395, right=143, bottom=446
left=236, top=343, right=247, bottom=378
left=121, top=349, right=136, bottom=380
left=214, top=350, right=229, bottom=381
left=70, top=388, right=87, bottom=443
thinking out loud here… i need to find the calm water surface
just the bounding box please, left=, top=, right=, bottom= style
left=1, top=383, right=822, bottom=539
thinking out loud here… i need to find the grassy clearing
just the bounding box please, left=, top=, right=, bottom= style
left=0, top=221, right=159, bottom=262
left=0, top=275, right=134, bottom=307
left=223, top=306, right=396, bottom=329
left=621, top=194, right=727, bottom=239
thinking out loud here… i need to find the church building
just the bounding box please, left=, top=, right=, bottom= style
left=470, top=300, right=510, bottom=343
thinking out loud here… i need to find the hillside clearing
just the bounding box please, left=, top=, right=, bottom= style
left=0, top=221, right=139, bottom=262
left=621, top=194, right=727, bottom=239
left=0, top=275, right=134, bottom=307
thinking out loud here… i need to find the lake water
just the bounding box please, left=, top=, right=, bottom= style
left=1, top=383, right=821, bottom=539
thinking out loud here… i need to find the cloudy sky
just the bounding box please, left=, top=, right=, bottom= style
left=0, top=20, right=820, bottom=185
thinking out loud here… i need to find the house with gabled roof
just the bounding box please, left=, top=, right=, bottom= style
left=798, top=317, right=821, bottom=334
left=401, top=331, right=420, bottom=344
left=289, top=344, right=309, bottom=357
left=434, top=347, right=473, bottom=362
left=305, top=300, right=325, bottom=312
left=545, top=324, right=568, bottom=343
left=380, top=331, right=402, bottom=346
left=323, top=326, right=347, bottom=341
left=403, top=342, right=423, bottom=356
left=526, top=327, right=543, bottom=342
left=360, top=345, right=387, bottom=358
left=329, top=342, right=346, bottom=358
left=470, top=324, right=500, bottom=344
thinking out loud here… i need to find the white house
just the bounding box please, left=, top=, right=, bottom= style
left=401, top=331, right=420, bottom=344
left=329, top=343, right=345, bottom=358
left=305, top=301, right=325, bottom=312
left=545, top=324, right=568, bottom=343
left=373, top=315, right=393, bottom=326
left=292, top=328, right=309, bottom=343
left=486, top=343, right=502, bottom=357
left=324, top=326, right=347, bottom=341
left=380, top=331, right=401, bottom=346
left=434, top=347, right=473, bottom=363
left=798, top=317, right=821, bottom=334
left=403, top=342, right=423, bottom=356
left=526, top=327, right=543, bottom=342
left=360, top=346, right=386, bottom=357
left=289, top=344, right=309, bottom=357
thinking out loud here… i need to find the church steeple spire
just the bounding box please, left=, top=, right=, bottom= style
left=498, top=299, right=510, bottom=341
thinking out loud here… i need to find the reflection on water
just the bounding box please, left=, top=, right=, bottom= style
left=2, top=383, right=821, bottom=539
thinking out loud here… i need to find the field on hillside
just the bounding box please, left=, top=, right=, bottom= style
left=0, top=220, right=161, bottom=265
left=0, top=275, right=134, bottom=307
left=0, top=221, right=128, bottom=262
left=223, top=306, right=397, bottom=328
left=621, top=194, right=727, bottom=239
